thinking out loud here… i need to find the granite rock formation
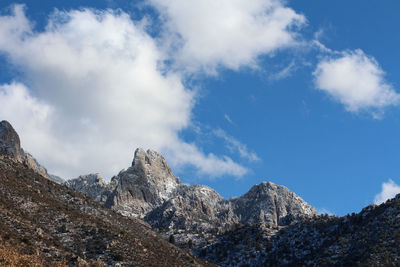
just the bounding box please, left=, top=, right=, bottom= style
left=67, top=147, right=317, bottom=232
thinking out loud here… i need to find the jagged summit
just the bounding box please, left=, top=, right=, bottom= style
left=68, top=146, right=317, bottom=232
left=130, top=148, right=181, bottom=188
left=105, top=148, right=181, bottom=217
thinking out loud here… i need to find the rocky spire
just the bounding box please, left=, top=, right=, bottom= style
left=103, top=148, right=181, bottom=217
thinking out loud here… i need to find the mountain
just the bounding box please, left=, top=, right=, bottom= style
left=67, top=148, right=317, bottom=233
left=66, top=144, right=400, bottom=266
left=66, top=146, right=318, bottom=261
left=0, top=151, right=213, bottom=266
left=0, top=120, right=64, bottom=184
left=2, top=120, right=400, bottom=266
left=0, top=120, right=214, bottom=266
left=231, top=181, right=316, bottom=226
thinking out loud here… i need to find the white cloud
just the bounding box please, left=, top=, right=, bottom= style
left=374, top=179, right=400, bottom=205
left=149, top=0, right=306, bottom=73
left=214, top=129, right=260, bottom=162
left=0, top=5, right=247, bottom=179
left=313, top=49, right=400, bottom=116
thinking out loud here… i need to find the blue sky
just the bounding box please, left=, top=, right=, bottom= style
left=0, top=0, right=399, bottom=216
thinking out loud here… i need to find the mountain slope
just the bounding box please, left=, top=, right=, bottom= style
left=197, top=196, right=400, bottom=266
left=0, top=154, right=214, bottom=266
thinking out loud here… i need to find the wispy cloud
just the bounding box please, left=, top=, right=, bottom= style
left=374, top=179, right=400, bottom=205
left=269, top=60, right=297, bottom=80
left=224, top=114, right=235, bottom=125
left=214, top=129, right=260, bottom=162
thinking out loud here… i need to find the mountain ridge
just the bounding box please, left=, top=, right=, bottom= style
left=3, top=120, right=399, bottom=266
left=66, top=148, right=317, bottom=232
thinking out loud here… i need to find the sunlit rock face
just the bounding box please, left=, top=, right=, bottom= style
left=103, top=148, right=182, bottom=218
left=232, top=182, right=317, bottom=226
left=68, top=147, right=317, bottom=231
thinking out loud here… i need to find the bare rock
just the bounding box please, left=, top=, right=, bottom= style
left=0, top=120, right=25, bottom=162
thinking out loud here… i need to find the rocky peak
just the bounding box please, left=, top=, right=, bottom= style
left=0, top=120, right=25, bottom=162
left=67, top=147, right=317, bottom=234
left=233, top=181, right=317, bottom=226
left=131, top=148, right=179, bottom=185
left=104, top=148, right=181, bottom=217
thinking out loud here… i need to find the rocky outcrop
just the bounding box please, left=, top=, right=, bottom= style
left=0, top=120, right=25, bottom=162
left=24, top=152, right=49, bottom=178
left=0, top=120, right=64, bottom=184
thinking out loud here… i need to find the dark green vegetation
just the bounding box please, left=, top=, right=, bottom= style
left=0, top=154, right=214, bottom=266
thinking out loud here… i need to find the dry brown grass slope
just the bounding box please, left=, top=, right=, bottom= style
left=0, top=154, right=216, bottom=267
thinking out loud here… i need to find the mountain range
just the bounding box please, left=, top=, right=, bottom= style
left=0, top=120, right=399, bottom=266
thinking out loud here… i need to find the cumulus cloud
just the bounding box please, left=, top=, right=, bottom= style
left=313, top=49, right=400, bottom=115
left=0, top=5, right=247, bottom=179
left=214, top=129, right=260, bottom=162
left=374, top=179, right=400, bottom=205
left=149, top=0, right=306, bottom=73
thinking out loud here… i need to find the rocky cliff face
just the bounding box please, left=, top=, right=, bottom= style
left=145, top=184, right=238, bottom=231
left=0, top=120, right=25, bottom=162
left=68, top=147, right=317, bottom=232
left=0, top=120, right=64, bottom=184
left=103, top=148, right=182, bottom=218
